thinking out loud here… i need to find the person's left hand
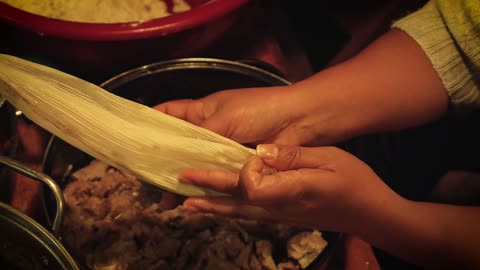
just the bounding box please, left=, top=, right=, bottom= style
left=180, top=144, right=404, bottom=233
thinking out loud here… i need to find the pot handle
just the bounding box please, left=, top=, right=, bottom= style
left=0, top=156, right=64, bottom=237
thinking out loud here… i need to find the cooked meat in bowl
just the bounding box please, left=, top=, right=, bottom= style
left=61, top=160, right=328, bottom=270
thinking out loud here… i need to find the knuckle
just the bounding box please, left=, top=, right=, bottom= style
left=280, top=146, right=302, bottom=168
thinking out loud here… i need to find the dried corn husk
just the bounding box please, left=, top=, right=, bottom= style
left=0, top=54, right=256, bottom=196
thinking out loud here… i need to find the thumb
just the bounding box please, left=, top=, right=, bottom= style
left=256, top=144, right=334, bottom=171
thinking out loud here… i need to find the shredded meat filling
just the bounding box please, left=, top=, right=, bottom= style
left=62, top=160, right=328, bottom=270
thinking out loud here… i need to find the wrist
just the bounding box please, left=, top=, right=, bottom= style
left=287, top=77, right=367, bottom=146
left=351, top=196, right=480, bottom=269
left=352, top=192, right=411, bottom=240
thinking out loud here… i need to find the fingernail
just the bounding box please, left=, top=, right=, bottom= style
left=256, top=144, right=278, bottom=160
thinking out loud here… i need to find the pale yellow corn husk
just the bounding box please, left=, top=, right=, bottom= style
left=0, top=54, right=256, bottom=196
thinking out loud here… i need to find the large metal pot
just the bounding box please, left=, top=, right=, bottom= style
left=0, top=156, right=79, bottom=270
left=41, top=58, right=342, bottom=270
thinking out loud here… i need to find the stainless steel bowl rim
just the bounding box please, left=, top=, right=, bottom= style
left=100, top=57, right=291, bottom=89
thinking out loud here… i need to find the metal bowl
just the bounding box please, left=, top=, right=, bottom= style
left=0, top=156, right=78, bottom=270
left=42, top=58, right=342, bottom=270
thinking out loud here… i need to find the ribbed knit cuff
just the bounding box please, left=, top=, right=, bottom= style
left=392, top=1, right=480, bottom=113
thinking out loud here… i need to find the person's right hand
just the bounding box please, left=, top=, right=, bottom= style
left=178, top=144, right=405, bottom=233
left=154, top=86, right=317, bottom=146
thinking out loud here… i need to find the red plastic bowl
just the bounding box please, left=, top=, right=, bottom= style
left=0, top=0, right=251, bottom=78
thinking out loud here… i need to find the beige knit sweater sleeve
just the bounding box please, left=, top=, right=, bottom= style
left=392, top=0, right=480, bottom=113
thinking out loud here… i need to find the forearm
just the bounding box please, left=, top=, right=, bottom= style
left=290, top=29, right=449, bottom=144
left=354, top=196, right=480, bottom=269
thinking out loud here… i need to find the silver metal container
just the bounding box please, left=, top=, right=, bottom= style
left=0, top=156, right=79, bottom=270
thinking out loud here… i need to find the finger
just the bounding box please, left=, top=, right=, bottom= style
left=256, top=144, right=337, bottom=171
left=238, top=156, right=263, bottom=197
left=183, top=197, right=277, bottom=221
left=153, top=99, right=205, bottom=124
left=180, top=168, right=239, bottom=194
left=239, top=157, right=318, bottom=203
left=153, top=99, right=193, bottom=117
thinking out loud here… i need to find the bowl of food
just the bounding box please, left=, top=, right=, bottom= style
left=41, top=58, right=342, bottom=270
left=0, top=0, right=252, bottom=78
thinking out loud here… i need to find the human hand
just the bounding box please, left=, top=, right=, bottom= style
left=179, top=144, right=403, bottom=233
left=154, top=86, right=320, bottom=146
